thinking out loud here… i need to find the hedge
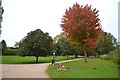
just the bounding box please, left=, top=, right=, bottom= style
left=3, top=49, right=18, bottom=55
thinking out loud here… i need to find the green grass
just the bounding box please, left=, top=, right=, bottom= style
left=0, top=56, right=75, bottom=64
left=46, top=58, right=118, bottom=79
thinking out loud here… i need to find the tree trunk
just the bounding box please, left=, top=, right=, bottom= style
left=75, top=54, right=78, bottom=58
left=36, top=56, right=39, bottom=63
left=67, top=55, right=68, bottom=60
left=84, top=51, right=87, bottom=62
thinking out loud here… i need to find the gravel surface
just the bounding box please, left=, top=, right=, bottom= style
left=2, top=63, right=51, bottom=78
left=1, top=58, right=82, bottom=78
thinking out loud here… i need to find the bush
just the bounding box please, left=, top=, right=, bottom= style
left=109, top=48, right=120, bottom=65
left=3, top=49, right=18, bottom=55
left=100, top=54, right=111, bottom=60
left=100, top=48, right=120, bottom=65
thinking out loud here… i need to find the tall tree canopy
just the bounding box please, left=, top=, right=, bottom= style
left=19, top=29, right=53, bottom=63
left=61, top=3, right=102, bottom=62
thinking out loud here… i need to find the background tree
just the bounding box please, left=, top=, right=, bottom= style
left=61, top=3, right=102, bottom=62
left=1, top=40, right=7, bottom=55
left=19, top=29, right=53, bottom=63
left=0, top=3, right=4, bottom=36
left=54, top=34, right=80, bottom=59
left=14, top=42, right=19, bottom=49
left=94, top=31, right=117, bottom=55
left=53, top=35, right=63, bottom=56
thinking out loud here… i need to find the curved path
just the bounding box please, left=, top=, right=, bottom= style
left=1, top=58, right=82, bottom=78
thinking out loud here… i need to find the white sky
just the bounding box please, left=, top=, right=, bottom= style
left=0, top=0, right=119, bottom=47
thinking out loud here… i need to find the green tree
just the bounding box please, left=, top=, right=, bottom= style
left=54, top=34, right=80, bottom=59
left=14, top=42, right=19, bottom=49
left=1, top=40, right=7, bottom=54
left=19, top=29, right=53, bottom=63
left=60, top=3, right=102, bottom=62
left=53, top=35, right=64, bottom=56
left=94, top=31, right=117, bottom=55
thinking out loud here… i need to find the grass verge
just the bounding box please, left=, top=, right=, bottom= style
left=0, top=56, right=75, bottom=64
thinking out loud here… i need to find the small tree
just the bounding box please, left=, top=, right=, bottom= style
left=61, top=3, right=102, bottom=62
left=1, top=40, right=7, bottom=54
left=19, top=29, right=53, bottom=63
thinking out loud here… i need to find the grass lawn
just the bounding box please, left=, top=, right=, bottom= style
left=46, top=58, right=118, bottom=79
left=0, top=56, right=75, bottom=64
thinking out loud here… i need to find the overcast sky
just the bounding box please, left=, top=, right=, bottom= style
left=0, top=0, right=119, bottom=47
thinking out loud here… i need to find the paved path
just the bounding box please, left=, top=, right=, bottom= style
left=1, top=58, right=83, bottom=78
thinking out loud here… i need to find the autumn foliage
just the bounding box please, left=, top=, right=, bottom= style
left=61, top=3, right=102, bottom=51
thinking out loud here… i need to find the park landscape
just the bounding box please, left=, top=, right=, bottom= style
left=0, top=1, right=120, bottom=80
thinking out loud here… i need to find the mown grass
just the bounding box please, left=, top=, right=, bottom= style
left=46, top=58, right=118, bottom=79
left=0, top=56, right=75, bottom=64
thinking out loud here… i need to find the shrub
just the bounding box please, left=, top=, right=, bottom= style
left=100, top=48, right=120, bottom=65
left=3, top=49, right=18, bottom=55
left=109, top=48, right=120, bottom=65
left=100, top=54, right=111, bottom=60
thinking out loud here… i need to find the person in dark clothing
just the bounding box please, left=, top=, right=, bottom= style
left=52, top=59, right=55, bottom=65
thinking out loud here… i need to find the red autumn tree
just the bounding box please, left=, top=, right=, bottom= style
left=60, top=3, right=102, bottom=62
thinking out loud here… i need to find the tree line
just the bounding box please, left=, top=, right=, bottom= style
left=1, top=3, right=118, bottom=63
left=1, top=29, right=117, bottom=63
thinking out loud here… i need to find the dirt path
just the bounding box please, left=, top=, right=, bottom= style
left=1, top=58, right=83, bottom=78
left=2, top=63, right=51, bottom=78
